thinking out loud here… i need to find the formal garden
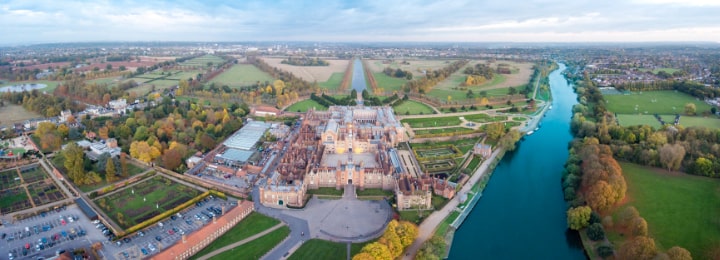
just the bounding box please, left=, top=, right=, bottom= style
left=94, top=175, right=202, bottom=229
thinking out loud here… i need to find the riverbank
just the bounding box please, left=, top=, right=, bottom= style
left=402, top=147, right=505, bottom=259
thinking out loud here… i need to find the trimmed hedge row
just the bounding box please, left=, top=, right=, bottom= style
left=413, top=145, right=464, bottom=162
left=120, top=191, right=211, bottom=237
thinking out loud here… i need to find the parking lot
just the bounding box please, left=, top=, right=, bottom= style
left=1, top=205, right=105, bottom=260
left=102, top=195, right=239, bottom=259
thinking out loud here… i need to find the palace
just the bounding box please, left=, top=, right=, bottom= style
left=259, top=105, right=414, bottom=207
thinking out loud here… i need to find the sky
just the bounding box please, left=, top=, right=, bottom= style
left=1, top=0, right=720, bottom=44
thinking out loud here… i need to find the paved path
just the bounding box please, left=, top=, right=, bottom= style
left=197, top=223, right=286, bottom=260
left=402, top=148, right=504, bottom=260
left=253, top=187, right=311, bottom=260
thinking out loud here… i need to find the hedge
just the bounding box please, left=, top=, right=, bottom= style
left=209, top=190, right=228, bottom=200
left=119, top=191, right=211, bottom=238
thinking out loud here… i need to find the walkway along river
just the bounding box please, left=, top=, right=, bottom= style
left=448, top=64, right=586, bottom=259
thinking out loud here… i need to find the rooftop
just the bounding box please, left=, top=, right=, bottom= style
left=223, top=121, right=271, bottom=150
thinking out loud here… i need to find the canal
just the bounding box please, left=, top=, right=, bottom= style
left=351, top=58, right=367, bottom=93
left=448, top=64, right=586, bottom=259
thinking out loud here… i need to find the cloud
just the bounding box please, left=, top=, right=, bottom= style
left=0, top=0, right=719, bottom=44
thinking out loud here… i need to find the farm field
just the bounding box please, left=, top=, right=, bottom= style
left=610, top=163, right=720, bottom=258
left=429, top=60, right=533, bottom=102
left=285, top=99, right=328, bottom=112
left=639, top=68, right=680, bottom=74
left=393, top=100, right=435, bottom=115
left=0, top=104, right=43, bottom=127
left=94, top=176, right=202, bottom=229
left=208, top=226, right=290, bottom=260
left=366, top=59, right=452, bottom=73
left=262, top=58, right=349, bottom=82
left=318, top=72, right=345, bottom=91
left=373, top=72, right=408, bottom=93
left=130, top=79, right=179, bottom=95
left=190, top=212, right=280, bottom=260
left=87, top=77, right=123, bottom=86
left=210, top=64, right=274, bottom=88
left=180, top=55, right=225, bottom=68
left=604, top=90, right=712, bottom=115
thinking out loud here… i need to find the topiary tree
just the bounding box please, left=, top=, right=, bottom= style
left=587, top=223, right=606, bottom=241
left=597, top=244, right=614, bottom=259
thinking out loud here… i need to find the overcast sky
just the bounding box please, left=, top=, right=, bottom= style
left=2, top=0, right=720, bottom=44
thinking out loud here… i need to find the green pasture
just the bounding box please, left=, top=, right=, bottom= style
left=604, top=90, right=712, bottom=115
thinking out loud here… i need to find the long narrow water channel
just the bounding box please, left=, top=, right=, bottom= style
left=449, top=64, right=586, bottom=259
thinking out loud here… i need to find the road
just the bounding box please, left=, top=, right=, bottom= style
left=197, top=223, right=286, bottom=260
left=252, top=187, right=310, bottom=260
left=402, top=148, right=504, bottom=260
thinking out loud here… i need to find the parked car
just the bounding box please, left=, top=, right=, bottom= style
left=155, top=236, right=162, bottom=242
left=140, top=248, right=148, bottom=256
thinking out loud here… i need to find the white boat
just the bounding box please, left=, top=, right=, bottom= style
left=534, top=127, right=539, bottom=131
left=549, top=105, right=553, bottom=110
left=526, top=130, right=534, bottom=135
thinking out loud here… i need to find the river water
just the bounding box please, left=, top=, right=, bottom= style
left=351, top=59, right=367, bottom=93
left=448, top=64, right=586, bottom=259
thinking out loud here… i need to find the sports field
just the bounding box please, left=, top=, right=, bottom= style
left=285, top=99, right=328, bottom=112
left=210, top=64, right=274, bottom=88
left=604, top=90, right=712, bottom=115
left=392, top=100, right=435, bottom=115
left=612, top=162, right=720, bottom=257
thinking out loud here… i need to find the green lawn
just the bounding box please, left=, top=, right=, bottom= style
left=618, top=162, right=720, bottom=257
left=393, top=100, right=435, bottom=115
left=209, top=226, right=290, bottom=260
left=373, top=72, right=407, bottom=92
left=640, top=68, right=680, bottom=74
left=466, top=157, right=481, bottom=171
left=289, top=239, right=348, bottom=260
left=210, top=64, right=274, bottom=88
left=399, top=210, right=429, bottom=224
left=319, top=72, right=345, bottom=91
left=604, top=90, right=712, bottom=115
left=285, top=99, right=328, bottom=112
left=414, top=127, right=474, bottom=135
left=463, top=113, right=506, bottom=123
left=307, top=187, right=343, bottom=196
left=356, top=189, right=393, bottom=197
left=435, top=210, right=460, bottom=237
left=618, top=114, right=720, bottom=129
left=401, top=116, right=462, bottom=128
left=190, top=212, right=281, bottom=259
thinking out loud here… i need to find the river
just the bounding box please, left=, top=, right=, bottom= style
left=351, top=59, right=367, bottom=93
left=448, top=64, right=586, bottom=259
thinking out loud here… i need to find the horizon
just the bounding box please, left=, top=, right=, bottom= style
left=2, top=0, right=720, bottom=45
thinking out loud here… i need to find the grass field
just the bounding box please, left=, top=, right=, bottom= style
left=393, top=100, right=435, bottom=115
left=401, top=116, right=462, bottom=128
left=428, top=60, right=533, bottom=102
left=208, top=226, right=290, bottom=260
left=617, top=114, right=720, bottom=129
left=262, top=58, right=349, bottom=82
left=180, top=55, right=225, bottom=68
left=289, top=238, right=374, bottom=260
left=373, top=72, right=408, bottom=93
left=0, top=80, right=60, bottom=92
left=0, top=104, right=42, bottom=128
left=190, top=212, right=280, bottom=259
left=95, top=176, right=201, bottom=229
left=366, top=59, right=452, bottom=73
left=613, top=162, right=720, bottom=257
left=210, top=64, right=274, bottom=88
left=463, top=114, right=506, bottom=123
left=414, top=127, right=473, bottom=135
left=604, top=90, right=712, bottom=115
left=318, top=72, right=345, bottom=91
left=285, top=99, right=328, bottom=112
left=639, top=68, right=680, bottom=74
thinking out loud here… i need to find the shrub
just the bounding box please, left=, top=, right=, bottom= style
left=587, top=223, right=605, bottom=241
left=597, top=244, right=614, bottom=258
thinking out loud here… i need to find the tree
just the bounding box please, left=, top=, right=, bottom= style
left=631, top=217, right=648, bottom=237
left=586, top=223, right=605, bottom=241
left=351, top=253, right=375, bottom=260
left=666, top=246, right=692, bottom=260
left=106, top=157, right=116, bottom=178
left=585, top=180, right=617, bottom=212
left=361, top=242, right=392, bottom=260
left=498, top=129, right=521, bottom=151
left=618, top=236, right=657, bottom=260
left=486, top=123, right=505, bottom=140
left=659, top=143, right=685, bottom=171
left=396, top=221, right=419, bottom=247
left=694, top=157, right=714, bottom=177
left=417, top=235, right=446, bottom=260
left=120, top=153, right=129, bottom=177
left=620, top=207, right=640, bottom=228
left=567, top=206, right=592, bottom=230
left=597, top=244, right=614, bottom=258
left=684, top=103, right=696, bottom=115
left=63, top=143, right=85, bottom=183
left=129, top=141, right=161, bottom=163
